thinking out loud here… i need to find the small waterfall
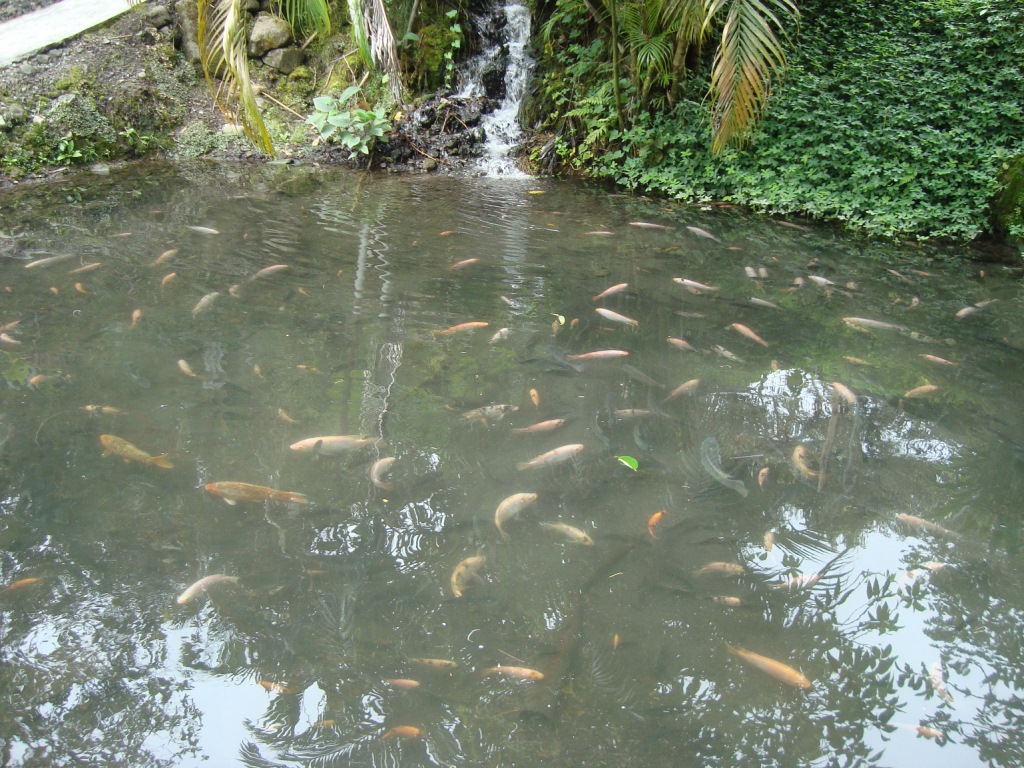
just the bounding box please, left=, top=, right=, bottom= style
left=459, top=3, right=534, bottom=177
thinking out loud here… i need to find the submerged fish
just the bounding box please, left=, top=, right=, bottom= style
left=370, top=457, right=397, bottom=491
left=663, top=378, right=700, bottom=402
left=150, top=248, right=178, bottom=266
left=790, top=444, right=819, bottom=480
left=176, top=574, right=240, bottom=604
left=408, top=658, right=458, bottom=669
left=730, top=323, right=769, bottom=347
left=897, top=513, right=958, bottom=539
left=593, top=283, right=629, bottom=302
left=726, top=645, right=812, bottom=689
left=686, top=225, right=720, bottom=242
left=290, top=435, right=378, bottom=455
left=539, top=521, right=594, bottom=545
left=749, top=297, right=781, bottom=310
left=100, top=434, right=173, bottom=469
left=667, top=337, right=698, bottom=352
left=629, top=221, right=675, bottom=230
left=380, top=726, right=425, bottom=741
left=516, top=443, right=584, bottom=471
left=673, top=277, right=720, bottom=293
left=712, top=345, right=744, bottom=363
left=482, top=664, right=544, bottom=681
left=252, top=264, right=289, bottom=279
left=448, top=258, right=480, bottom=270
left=647, top=510, right=666, bottom=538
left=433, top=321, right=489, bottom=335
left=1, top=577, right=42, bottom=594
left=903, top=384, right=939, bottom=398
left=699, top=437, right=748, bottom=497
left=595, top=307, right=639, bottom=327
left=451, top=555, right=486, bottom=597
left=565, top=349, right=629, bottom=361
left=384, top=678, right=421, bottom=690
left=843, top=316, right=909, bottom=334
left=495, top=492, right=538, bottom=540
left=694, top=562, right=746, bottom=577
left=187, top=225, right=220, bottom=235
left=511, top=418, right=567, bottom=435
left=461, top=404, right=518, bottom=425
left=192, top=292, right=220, bottom=316
left=204, top=482, right=309, bottom=505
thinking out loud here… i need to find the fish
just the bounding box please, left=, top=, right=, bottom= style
left=843, top=316, right=909, bottom=334
left=73, top=283, right=91, bottom=296
left=511, top=418, right=567, bottom=435
left=177, top=359, right=199, bottom=379
left=749, top=297, right=781, bottom=310
left=277, top=408, right=298, bottom=424
left=726, top=645, right=812, bottom=689
left=529, top=388, right=540, bottom=408
left=593, top=283, right=629, bottom=301
left=461, top=404, right=518, bottom=425
left=771, top=572, right=821, bottom=590
left=447, top=258, right=479, bottom=270
left=408, top=658, right=458, bottom=669
left=584, top=230, right=615, bottom=236
left=370, top=457, right=397, bottom=491
left=495, top=492, right=538, bottom=540
left=904, top=384, right=939, bottom=398
left=712, top=596, right=744, bottom=607
left=763, top=531, right=775, bottom=551
left=259, top=681, right=297, bottom=695
left=928, top=661, right=954, bottom=703
left=204, top=482, right=310, bottom=505
left=1, top=577, right=41, bottom=594
left=897, top=513, right=958, bottom=539
left=160, top=272, right=177, bottom=287
left=673, top=277, right=720, bottom=293
left=730, top=323, right=769, bottom=347
left=516, top=443, right=585, bottom=471
left=831, top=382, right=857, bottom=406
left=187, top=225, right=220, bottom=235
left=451, top=555, right=486, bottom=597
left=539, top=521, right=594, bottom=545
left=384, top=678, right=421, bottom=690
left=68, top=262, right=102, bottom=274
left=790, top=444, right=819, bottom=480
left=489, top=327, right=510, bottom=344
left=150, top=248, right=178, bottom=266
left=647, top=510, right=666, bottom=538
left=438, top=230, right=459, bottom=236
left=757, top=467, right=770, bottom=489
left=712, top=345, right=744, bottom=363
left=433, top=321, right=489, bottom=335
left=955, top=305, right=979, bottom=318
left=176, top=574, right=240, bottom=604
left=0, top=333, right=21, bottom=345
left=565, top=350, right=629, bottom=361
left=694, top=562, right=746, bottom=577
left=663, top=379, right=700, bottom=402
left=629, top=221, right=675, bottom=230
left=686, top=225, right=720, bottom=242
left=129, top=309, right=142, bottom=328
left=252, top=264, right=289, bottom=279
left=595, top=307, right=639, bottom=327
left=482, top=664, right=544, bottom=681
left=807, top=275, right=834, bottom=287
left=842, top=355, right=873, bottom=366
left=919, top=353, right=956, bottom=366
left=613, top=408, right=663, bottom=420
left=82, top=405, right=123, bottom=415
left=744, top=266, right=758, bottom=279
left=380, top=726, right=425, bottom=741
left=100, top=434, right=174, bottom=469
left=290, top=435, right=378, bottom=455
left=24, top=253, right=74, bottom=269
left=666, top=337, right=698, bottom=352
left=1, top=320, right=20, bottom=333
left=191, top=292, right=220, bottom=316
left=700, top=437, right=748, bottom=497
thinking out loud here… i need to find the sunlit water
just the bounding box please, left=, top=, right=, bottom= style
left=0, top=163, right=1023, bottom=768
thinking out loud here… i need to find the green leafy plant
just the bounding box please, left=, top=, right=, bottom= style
left=307, top=86, right=393, bottom=157
left=443, top=9, right=463, bottom=90
left=55, top=134, right=84, bottom=164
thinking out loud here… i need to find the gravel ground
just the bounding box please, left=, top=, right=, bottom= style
left=0, top=0, right=64, bottom=24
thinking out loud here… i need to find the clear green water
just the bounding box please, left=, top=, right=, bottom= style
left=0, top=163, right=1023, bottom=767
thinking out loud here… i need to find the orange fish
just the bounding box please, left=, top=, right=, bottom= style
left=408, top=658, right=458, bottom=669
left=384, top=678, right=421, bottom=690
left=730, top=322, right=769, bottom=347
left=516, top=443, right=584, bottom=470
left=694, top=562, right=745, bottom=577
left=666, top=337, right=698, bottom=352
left=647, top=510, right=666, bottom=538
left=259, top=681, right=298, bottom=694
left=150, top=248, right=178, bottom=266
left=565, top=350, right=628, bottom=361
left=663, top=379, right=700, bottom=403
left=757, top=467, right=770, bottom=489
left=447, top=258, right=479, bottom=270
left=726, top=645, right=812, bottom=689
left=529, top=388, right=540, bottom=408
left=482, top=664, right=544, bottom=681
left=593, top=283, right=629, bottom=301
left=160, top=272, right=177, bottom=288
left=204, top=482, right=310, bottom=505
left=380, top=726, right=425, bottom=741
left=2, top=577, right=41, bottom=594
left=74, top=282, right=92, bottom=295
left=511, top=418, right=567, bottom=435
left=904, top=384, right=939, bottom=398
left=129, top=308, right=142, bottom=328
left=433, top=321, right=489, bottom=335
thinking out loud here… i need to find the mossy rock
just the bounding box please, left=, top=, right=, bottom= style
left=992, top=155, right=1024, bottom=248
left=409, top=24, right=455, bottom=92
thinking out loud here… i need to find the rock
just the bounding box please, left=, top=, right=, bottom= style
left=248, top=14, right=293, bottom=58
left=174, top=0, right=201, bottom=64
left=142, top=4, right=172, bottom=28
left=242, top=0, right=261, bottom=12
left=423, top=157, right=438, bottom=171
left=263, top=47, right=305, bottom=75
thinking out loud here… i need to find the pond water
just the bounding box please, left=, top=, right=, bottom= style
left=0, top=163, right=1023, bottom=768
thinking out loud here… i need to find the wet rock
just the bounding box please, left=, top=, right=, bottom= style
left=480, top=55, right=508, bottom=101
left=142, top=4, right=172, bottom=28
left=248, top=14, right=293, bottom=58
left=174, top=0, right=200, bottom=64
left=263, top=47, right=304, bottom=74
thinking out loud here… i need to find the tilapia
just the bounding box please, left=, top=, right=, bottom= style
left=495, top=492, right=538, bottom=539
left=516, top=443, right=584, bottom=471
left=290, top=435, right=378, bottom=455
left=539, top=521, right=594, bottom=545
left=699, top=437, right=748, bottom=497
left=100, top=434, right=173, bottom=469
left=450, top=555, right=486, bottom=597
left=176, top=574, right=239, bottom=604
left=204, top=482, right=309, bottom=505
left=726, top=645, right=812, bottom=689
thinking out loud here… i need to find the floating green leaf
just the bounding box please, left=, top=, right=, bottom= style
left=616, top=455, right=639, bottom=471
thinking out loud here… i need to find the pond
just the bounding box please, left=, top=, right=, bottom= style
left=0, top=162, right=1022, bottom=767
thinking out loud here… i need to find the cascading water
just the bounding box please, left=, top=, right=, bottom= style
left=458, top=2, right=534, bottom=177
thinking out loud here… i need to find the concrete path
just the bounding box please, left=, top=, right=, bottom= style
left=0, top=0, right=132, bottom=68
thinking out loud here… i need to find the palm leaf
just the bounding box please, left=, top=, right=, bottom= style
left=197, top=0, right=275, bottom=155
left=274, top=0, right=332, bottom=36
left=348, top=0, right=373, bottom=67
left=705, top=0, right=797, bottom=153
left=364, top=0, right=405, bottom=102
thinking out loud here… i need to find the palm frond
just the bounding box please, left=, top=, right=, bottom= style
left=705, top=0, right=797, bottom=153
left=347, top=0, right=373, bottom=67
left=274, top=0, right=332, bottom=36
left=197, top=0, right=275, bottom=155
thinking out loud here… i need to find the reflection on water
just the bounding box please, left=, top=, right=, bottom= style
left=0, top=162, right=1023, bottom=767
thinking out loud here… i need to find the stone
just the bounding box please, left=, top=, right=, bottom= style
left=174, top=0, right=201, bottom=64
left=242, top=0, right=261, bottom=12
left=263, top=47, right=305, bottom=75
left=248, top=14, right=293, bottom=58
left=142, top=4, right=172, bottom=28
